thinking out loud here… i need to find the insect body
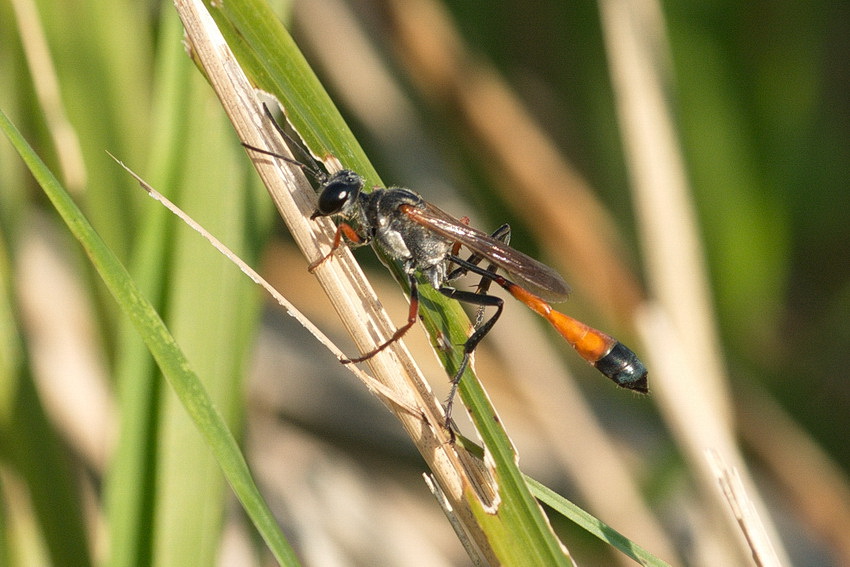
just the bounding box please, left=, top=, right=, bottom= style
left=310, top=170, right=648, bottom=409
left=322, top=182, right=455, bottom=295
left=245, top=110, right=648, bottom=427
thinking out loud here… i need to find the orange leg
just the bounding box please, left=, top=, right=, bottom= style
left=308, top=222, right=364, bottom=272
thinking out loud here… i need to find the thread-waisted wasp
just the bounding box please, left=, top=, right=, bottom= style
left=245, top=107, right=648, bottom=428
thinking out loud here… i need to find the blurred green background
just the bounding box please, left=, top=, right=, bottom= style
left=1, top=0, right=848, bottom=565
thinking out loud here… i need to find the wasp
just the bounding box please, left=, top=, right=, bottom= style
left=245, top=108, right=647, bottom=426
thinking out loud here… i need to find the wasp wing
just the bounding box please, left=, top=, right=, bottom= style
left=403, top=202, right=571, bottom=302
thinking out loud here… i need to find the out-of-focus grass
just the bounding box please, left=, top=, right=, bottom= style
left=2, top=0, right=848, bottom=565
left=2, top=0, right=274, bottom=565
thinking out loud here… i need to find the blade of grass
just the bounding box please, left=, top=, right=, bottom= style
left=151, top=90, right=260, bottom=567
left=0, top=108, right=299, bottom=566
left=180, top=0, right=575, bottom=563
left=99, top=8, right=275, bottom=565
left=599, top=0, right=789, bottom=563
left=0, top=255, right=92, bottom=567
left=525, top=476, right=671, bottom=566
left=103, top=10, right=192, bottom=566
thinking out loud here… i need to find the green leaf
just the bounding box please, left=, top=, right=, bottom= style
left=0, top=108, right=299, bottom=566
left=526, top=476, right=671, bottom=566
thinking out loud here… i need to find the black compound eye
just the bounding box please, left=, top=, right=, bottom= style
left=315, top=170, right=363, bottom=215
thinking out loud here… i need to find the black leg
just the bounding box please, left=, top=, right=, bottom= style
left=446, top=223, right=511, bottom=286
left=446, top=223, right=511, bottom=328
left=438, top=283, right=504, bottom=429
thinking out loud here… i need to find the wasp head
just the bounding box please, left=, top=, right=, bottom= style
left=311, top=170, right=364, bottom=219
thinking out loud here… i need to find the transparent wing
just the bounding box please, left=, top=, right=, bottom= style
left=402, top=202, right=571, bottom=302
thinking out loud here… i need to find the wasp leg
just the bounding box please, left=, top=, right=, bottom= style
left=308, top=222, right=366, bottom=272
left=341, top=272, right=420, bottom=363
left=437, top=285, right=504, bottom=430
left=446, top=223, right=511, bottom=328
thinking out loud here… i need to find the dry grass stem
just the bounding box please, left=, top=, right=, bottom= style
left=111, top=154, right=420, bottom=418
left=600, top=0, right=790, bottom=563
left=172, top=0, right=507, bottom=561
left=707, top=450, right=784, bottom=567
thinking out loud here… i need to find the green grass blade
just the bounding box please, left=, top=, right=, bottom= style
left=526, top=476, right=671, bottom=566
left=0, top=287, right=92, bottom=567
left=191, top=2, right=574, bottom=563
left=103, top=11, right=191, bottom=565
left=0, top=108, right=300, bottom=566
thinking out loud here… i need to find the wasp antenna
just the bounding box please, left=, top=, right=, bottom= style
left=241, top=141, right=320, bottom=178
left=259, top=103, right=326, bottom=182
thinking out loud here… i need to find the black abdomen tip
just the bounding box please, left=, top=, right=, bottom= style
left=594, top=342, right=649, bottom=394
